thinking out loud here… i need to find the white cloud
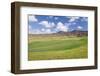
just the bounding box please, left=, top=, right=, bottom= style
left=51, top=22, right=55, bottom=27
left=68, top=16, right=79, bottom=22
left=77, top=26, right=83, bottom=30
left=39, top=21, right=50, bottom=28
left=35, top=30, right=42, bottom=34
left=45, top=29, right=52, bottom=33
left=29, top=29, right=42, bottom=34
left=41, top=28, right=45, bottom=32
left=39, top=21, right=55, bottom=28
left=29, top=28, right=52, bottom=34
left=56, top=22, right=68, bottom=32
left=29, top=15, right=38, bottom=22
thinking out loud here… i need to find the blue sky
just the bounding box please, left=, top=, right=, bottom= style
left=28, top=15, right=88, bottom=34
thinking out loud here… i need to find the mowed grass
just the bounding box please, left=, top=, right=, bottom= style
left=28, top=36, right=88, bottom=60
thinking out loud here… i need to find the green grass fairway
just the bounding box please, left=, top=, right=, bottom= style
left=28, top=36, right=88, bottom=60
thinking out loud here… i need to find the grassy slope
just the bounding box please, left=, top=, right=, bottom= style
left=28, top=36, right=88, bottom=60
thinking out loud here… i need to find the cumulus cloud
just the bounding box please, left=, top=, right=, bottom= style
left=29, top=28, right=52, bottom=34
left=68, top=16, right=80, bottom=22
left=45, top=29, right=52, bottom=33
left=39, top=21, right=50, bottom=28
left=29, top=15, right=38, bottom=22
left=41, top=29, right=52, bottom=34
left=77, top=26, right=83, bottom=30
left=51, top=22, right=55, bottom=27
left=41, top=28, right=45, bottom=32
left=56, top=22, right=68, bottom=32
left=39, top=21, right=55, bottom=28
left=29, top=29, right=42, bottom=34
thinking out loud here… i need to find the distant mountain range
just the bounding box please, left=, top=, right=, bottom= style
left=56, top=30, right=88, bottom=36
left=29, top=30, right=88, bottom=37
